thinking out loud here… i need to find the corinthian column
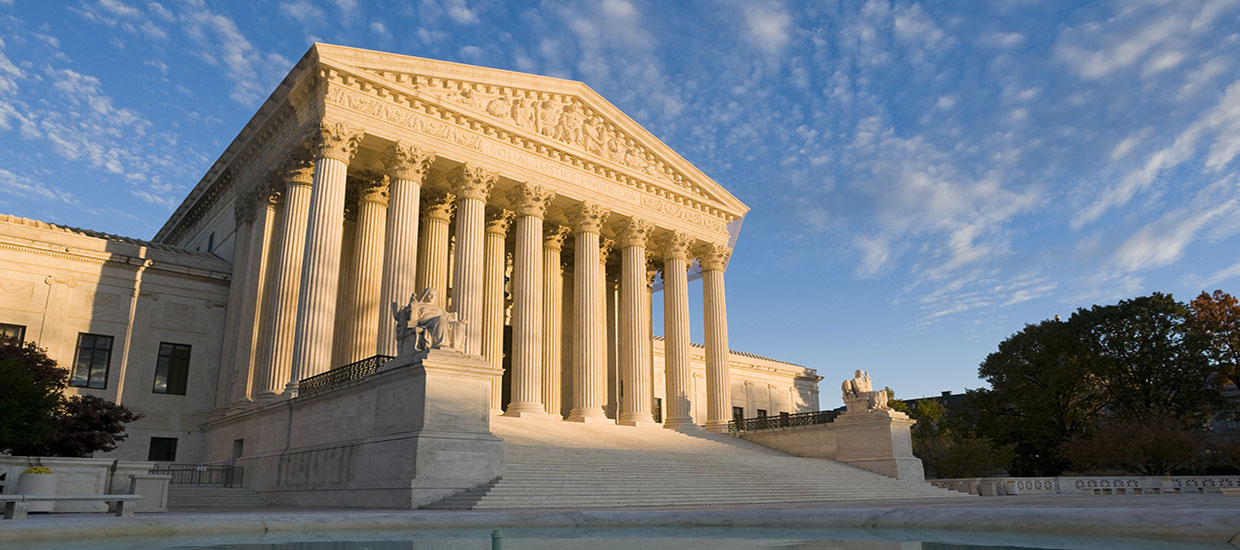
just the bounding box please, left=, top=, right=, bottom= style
left=616, top=218, right=655, bottom=426
left=483, top=208, right=513, bottom=412
left=700, top=243, right=733, bottom=432
left=449, top=164, right=496, bottom=356
left=340, top=173, right=389, bottom=363
left=257, top=159, right=314, bottom=401
left=567, top=202, right=610, bottom=422
left=415, top=189, right=454, bottom=309
left=287, top=121, right=361, bottom=394
left=378, top=143, right=434, bottom=356
left=541, top=225, right=570, bottom=417
left=661, top=231, right=695, bottom=430
left=219, top=187, right=257, bottom=410
left=506, top=183, right=555, bottom=417
left=229, top=185, right=279, bottom=410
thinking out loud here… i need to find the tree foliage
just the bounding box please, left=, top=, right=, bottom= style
left=1189, top=289, right=1240, bottom=389
left=902, top=396, right=1015, bottom=479
left=970, top=293, right=1226, bottom=475
left=0, top=337, right=142, bottom=457
left=1059, top=415, right=1204, bottom=475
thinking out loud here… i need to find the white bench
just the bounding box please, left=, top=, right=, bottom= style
left=1, top=494, right=143, bottom=519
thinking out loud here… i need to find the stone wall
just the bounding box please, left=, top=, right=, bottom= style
left=735, top=409, right=925, bottom=481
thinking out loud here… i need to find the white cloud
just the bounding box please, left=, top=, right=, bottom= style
left=443, top=0, right=480, bottom=24
left=279, top=0, right=325, bottom=25
left=981, top=31, right=1026, bottom=49
left=1112, top=177, right=1240, bottom=271
left=742, top=2, right=793, bottom=55
left=936, top=95, right=955, bottom=109
left=181, top=1, right=293, bottom=106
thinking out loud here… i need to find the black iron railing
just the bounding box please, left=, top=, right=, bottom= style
left=728, top=410, right=841, bottom=433
left=298, top=354, right=394, bottom=397
left=151, top=464, right=244, bottom=487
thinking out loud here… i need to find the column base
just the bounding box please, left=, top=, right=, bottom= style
left=617, top=412, right=657, bottom=427
left=618, top=419, right=661, bottom=428
left=663, top=418, right=699, bottom=431
left=704, top=420, right=731, bottom=433
left=566, top=408, right=612, bottom=423
left=503, top=410, right=559, bottom=420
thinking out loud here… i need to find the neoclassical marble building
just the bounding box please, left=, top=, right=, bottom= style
left=0, top=45, right=820, bottom=469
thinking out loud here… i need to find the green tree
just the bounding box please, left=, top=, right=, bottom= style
left=971, top=318, right=1107, bottom=475
left=0, top=337, right=68, bottom=453
left=900, top=395, right=1015, bottom=478
left=0, top=337, right=142, bottom=457
left=1060, top=415, right=1204, bottom=475
left=1076, top=293, right=1222, bottom=425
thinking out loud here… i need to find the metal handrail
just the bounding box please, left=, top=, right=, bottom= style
left=728, top=410, right=840, bottom=433
left=297, top=354, right=394, bottom=397
left=150, top=464, right=243, bottom=487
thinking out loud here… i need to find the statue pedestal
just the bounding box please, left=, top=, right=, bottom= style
left=833, top=408, right=924, bottom=481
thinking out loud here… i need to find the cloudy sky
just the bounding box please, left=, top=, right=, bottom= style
left=2, top=1, right=1238, bottom=406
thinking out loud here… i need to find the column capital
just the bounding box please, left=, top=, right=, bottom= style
left=234, top=188, right=258, bottom=225
left=280, top=158, right=315, bottom=187
left=507, top=182, right=554, bottom=218
left=308, top=121, right=362, bottom=163
left=543, top=224, right=571, bottom=251
left=598, top=237, right=616, bottom=265
left=262, top=174, right=284, bottom=207
left=421, top=188, right=456, bottom=222
left=567, top=202, right=608, bottom=234
left=658, top=231, right=694, bottom=260
left=449, top=163, right=497, bottom=201
left=384, top=142, right=435, bottom=181
left=357, top=171, right=391, bottom=206
left=697, top=243, right=732, bottom=272
left=614, top=218, right=651, bottom=249
left=484, top=208, right=514, bottom=236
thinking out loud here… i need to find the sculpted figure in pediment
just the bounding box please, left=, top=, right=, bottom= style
left=560, top=103, right=586, bottom=146
left=537, top=98, right=562, bottom=137
left=584, top=116, right=605, bottom=155
left=485, top=95, right=511, bottom=118
left=511, top=97, right=535, bottom=130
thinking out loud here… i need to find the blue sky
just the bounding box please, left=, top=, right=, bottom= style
left=2, top=1, right=1239, bottom=407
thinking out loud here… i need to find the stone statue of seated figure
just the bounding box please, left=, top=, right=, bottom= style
left=392, top=288, right=467, bottom=356
left=841, top=369, right=890, bottom=413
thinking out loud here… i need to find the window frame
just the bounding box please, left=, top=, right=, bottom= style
left=148, top=437, right=178, bottom=462
left=70, top=333, right=113, bottom=390
left=152, top=342, right=192, bottom=396
left=0, top=323, right=26, bottom=343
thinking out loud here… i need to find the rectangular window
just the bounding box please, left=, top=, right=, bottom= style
left=732, top=406, right=745, bottom=422
left=70, top=333, right=113, bottom=389
left=148, top=437, right=178, bottom=462
left=153, top=342, right=192, bottom=395
left=0, top=323, right=25, bottom=343
left=757, top=409, right=768, bottom=417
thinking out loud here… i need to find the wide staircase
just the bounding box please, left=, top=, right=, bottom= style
left=422, top=415, right=966, bottom=509
left=167, top=486, right=267, bottom=509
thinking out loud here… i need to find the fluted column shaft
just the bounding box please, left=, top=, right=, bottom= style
left=449, top=165, right=495, bottom=356
left=506, top=184, right=554, bottom=416
left=483, top=210, right=512, bottom=412
left=341, top=178, right=389, bottom=363
left=618, top=220, right=653, bottom=425
left=662, top=233, right=694, bottom=429
left=288, top=123, right=359, bottom=392
left=568, top=203, right=609, bottom=422
left=541, top=227, right=569, bottom=416
left=416, top=190, right=454, bottom=309
left=257, top=161, right=313, bottom=400
left=378, top=144, right=432, bottom=355
left=230, top=191, right=277, bottom=408
left=702, top=245, right=733, bottom=432
left=217, top=201, right=255, bottom=411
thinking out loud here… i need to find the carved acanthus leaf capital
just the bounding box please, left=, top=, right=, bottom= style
left=262, top=175, right=284, bottom=207
left=385, top=142, right=435, bottom=181
left=598, top=238, right=616, bottom=265
left=659, top=231, right=694, bottom=260
left=234, top=188, right=258, bottom=225
left=484, top=208, right=515, bottom=235
left=280, top=158, right=315, bottom=187
left=356, top=171, right=390, bottom=205
left=614, top=218, right=651, bottom=249
left=421, top=188, right=457, bottom=222
left=507, top=182, right=554, bottom=218
left=449, top=164, right=496, bottom=202
left=697, top=243, right=732, bottom=272
left=308, top=121, right=362, bottom=163
left=567, top=202, right=609, bottom=234
left=543, top=224, right=571, bottom=251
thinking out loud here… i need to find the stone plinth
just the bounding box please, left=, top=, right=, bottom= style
left=736, top=409, right=924, bottom=482
left=202, top=349, right=504, bottom=508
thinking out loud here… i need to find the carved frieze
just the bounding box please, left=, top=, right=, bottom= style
left=0, top=279, right=35, bottom=299
left=324, top=86, right=483, bottom=151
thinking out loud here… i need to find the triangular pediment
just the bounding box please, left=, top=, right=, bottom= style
left=311, top=44, right=748, bottom=220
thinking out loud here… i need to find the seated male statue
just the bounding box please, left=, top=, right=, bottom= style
left=841, top=369, right=890, bottom=412
left=391, top=288, right=467, bottom=355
